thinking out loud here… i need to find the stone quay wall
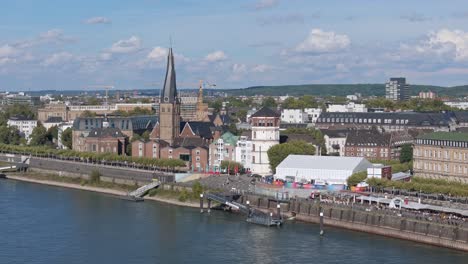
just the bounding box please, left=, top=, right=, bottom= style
left=0, top=154, right=174, bottom=185
left=239, top=194, right=468, bottom=252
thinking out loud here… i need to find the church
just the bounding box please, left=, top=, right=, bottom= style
left=131, top=48, right=216, bottom=172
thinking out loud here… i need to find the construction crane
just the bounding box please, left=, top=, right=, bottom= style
left=88, top=85, right=114, bottom=107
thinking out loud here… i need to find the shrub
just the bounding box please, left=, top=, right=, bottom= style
left=178, top=189, right=189, bottom=202
left=90, top=169, right=101, bottom=184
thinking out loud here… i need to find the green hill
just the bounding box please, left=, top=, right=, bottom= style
left=225, top=84, right=467, bottom=97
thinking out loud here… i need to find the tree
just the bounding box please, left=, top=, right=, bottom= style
left=141, top=131, right=150, bottom=141
left=29, top=125, right=49, bottom=146
left=347, top=171, right=367, bottom=187
left=262, top=97, right=277, bottom=108
left=399, top=144, right=413, bottom=163
left=0, top=126, right=21, bottom=145
left=61, top=128, right=73, bottom=149
left=208, top=99, right=223, bottom=113
left=267, top=140, right=315, bottom=173
left=47, top=126, right=58, bottom=141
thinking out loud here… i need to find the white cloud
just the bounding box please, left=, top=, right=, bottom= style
left=84, top=16, right=111, bottom=24
left=255, top=0, right=279, bottom=10
left=109, top=36, right=141, bottom=53
left=0, top=45, right=18, bottom=58
left=295, top=28, right=350, bottom=53
left=147, top=46, right=189, bottom=62
left=232, top=63, right=247, bottom=74
left=426, top=29, right=468, bottom=61
left=251, top=64, right=272, bottom=73
left=147, top=46, right=167, bottom=61
left=204, top=50, right=227, bottom=62
left=41, top=52, right=75, bottom=66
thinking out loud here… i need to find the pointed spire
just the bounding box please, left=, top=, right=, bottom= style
left=161, top=48, right=177, bottom=103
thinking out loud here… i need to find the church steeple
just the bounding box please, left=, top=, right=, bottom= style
left=159, top=47, right=181, bottom=145
left=161, top=48, right=178, bottom=103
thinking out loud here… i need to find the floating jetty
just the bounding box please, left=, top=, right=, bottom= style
left=202, top=193, right=283, bottom=227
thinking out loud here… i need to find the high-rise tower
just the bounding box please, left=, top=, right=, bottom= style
left=159, top=48, right=180, bottom=145
left=386, top=77, right=410, bottom=101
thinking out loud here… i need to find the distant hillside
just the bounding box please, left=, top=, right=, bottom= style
left=225, top=84, right=467, bottom=97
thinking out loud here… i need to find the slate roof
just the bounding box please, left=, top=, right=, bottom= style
left=345, top=130, right=391, bottom=147
left=73, top=115, right=158, bottom=132
left=250, top=107, right=280, bottom=118
left=45, top=116, right=63, bottom=123
left=8, top=115, right=36, bottom=121
left=180, top=121, right=213, bottom=139
left=161, top=48, right=178, bottom=103
left=172, top=137, right=208, bottom=149
left=317, top=112, right=452, bottom=127
left=87, top=127, right=127, bottom=138
left=280, top=134, right=318, bottom=144
left=320, top=129, right=350, bottom=138
left=453, top=111, right=468, bottom=123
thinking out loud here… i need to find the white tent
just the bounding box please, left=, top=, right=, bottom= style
left=274, top=155, right=373, bottom=185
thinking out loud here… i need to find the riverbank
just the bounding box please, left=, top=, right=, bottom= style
left=5, top=173, right=199, bottom=208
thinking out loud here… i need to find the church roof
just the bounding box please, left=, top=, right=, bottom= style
left=180, top=121, right=213, bottom=139
left=161, top=48, right=178, bottom=103
left=87, top=127, right=127, bottom=138
left=172, top=137, right=208, bottom=149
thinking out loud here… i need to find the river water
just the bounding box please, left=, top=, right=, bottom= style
left=0, top=179, right=466, bottom=264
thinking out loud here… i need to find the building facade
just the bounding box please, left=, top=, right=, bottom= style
left=413, top=132, right=468, bottom=183
left=250, top=107, right=280, bottom=175
left=209, top=132, right=238, bottom=172
left=327, top=102, right=367, bottom=113
left=281, top=109, right=307, bottom=124
left=316, top=112, right=454, bottom=132
left=7, top=116, right=37, bottom=141
left=303, top=108, right=322, bottom=124
left=235, top=131, right=253, bottom=173
left=386, top=77, right=410, bottom=101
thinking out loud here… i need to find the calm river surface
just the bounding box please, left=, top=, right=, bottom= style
left=0, top=179, right=467, bottom=264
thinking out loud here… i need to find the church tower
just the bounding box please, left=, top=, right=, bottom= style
left=159, top=48, right=180, bottom=145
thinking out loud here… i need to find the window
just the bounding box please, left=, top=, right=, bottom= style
left=196, top=150, right=200, bottom=155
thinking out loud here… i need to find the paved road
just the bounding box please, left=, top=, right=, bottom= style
left=184, top=174, right=256, bottom=192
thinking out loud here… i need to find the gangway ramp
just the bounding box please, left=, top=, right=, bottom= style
left=127, top=180, right=160, bottom=200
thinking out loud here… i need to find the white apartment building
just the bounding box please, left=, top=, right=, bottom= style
left=281, top=109, right=308, bottom=123
left=7, top=116, right=38, bottom=141
left=303, top=108, right=322, bottom=124
left=235, top=135, right=253, bottom=172
left=322, top=130, right=348, bottom=156
left=327, top=102, right=367, bottom=113
left=250, top=107, right=281, bottom=175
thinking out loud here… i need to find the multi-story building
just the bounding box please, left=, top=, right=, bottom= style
left=386, top=77, right=410, bottom=101
left=281, top=109, right=307, bottom=123
left=2, top=93, right=40, bottom=106
left=235, top=131, right=253, bottom=172
left=72, top=115, right=158, bottom=151
left=316, top=112, right=454, bottom=132
left=7, top=116, right=37, bottom=141
left=344, top=130, right=413, bottom=160
left=419, top=91, right=436, bottom=99
left=81, top=127, right=128, bottom=155
left=327, top=102, right=367, bottom=113
left=413, top=132, right=468, bottom=183
left=209, top=131, right=238, bottom=172
left=322, top=129, right=348, bottom=156
left=303, top=108, right=322, bottom=124
left=250, top=107, right=280, bottom=175
left=38, top=103, right=154, bottom=123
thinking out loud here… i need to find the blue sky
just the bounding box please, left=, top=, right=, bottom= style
left=2, top=0, right=468, bottom=91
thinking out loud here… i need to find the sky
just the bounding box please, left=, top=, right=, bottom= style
left=2, top=0, right=468, bottom=91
